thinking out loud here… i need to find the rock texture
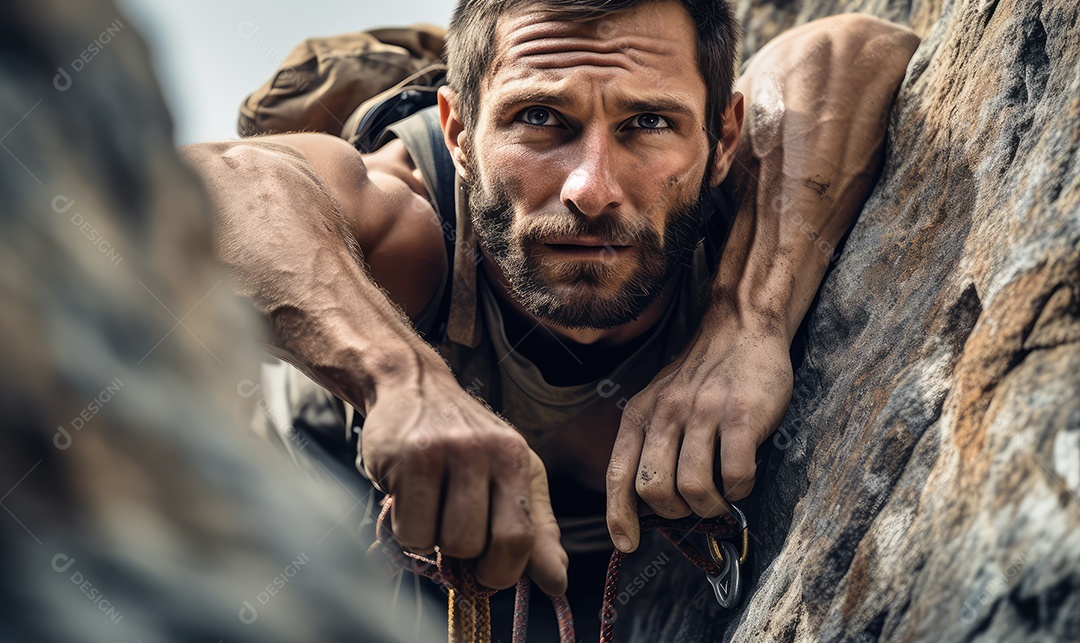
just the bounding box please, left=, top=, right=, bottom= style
left=630, top=0, right=1080, bottom=641
left=0, top=0, right=438, bottom=641
left=734, top=0, right=944, bottom=61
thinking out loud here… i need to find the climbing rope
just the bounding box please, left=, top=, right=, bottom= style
left=369, top=497, right=746, bottom=643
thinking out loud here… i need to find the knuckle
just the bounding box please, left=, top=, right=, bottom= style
left=494, top=432, right=529, bottom=467
left=494, top=523, right=536, bottom=558
left=440, top=537, right=485, bottom=560
left=676, top=478, right=714, bottom=506
left=606, top=460, right=634, bottom=486
left=649, top=398, right=683, bottom=427
left=442, top=429, right=482, bottom=457
left=636, top=479, right=668, bottom=506
left=723, top=462, right=757, bottom=484
left=401, top=438, right=440, bottom=469
left=724, top=396, right=758, bottom=423
left=393, top=523, right=433, bottom=550
left=620, top=395, right=647, bottom=415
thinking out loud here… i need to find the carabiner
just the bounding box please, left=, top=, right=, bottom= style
left=705, top=538, right=742, bottom=608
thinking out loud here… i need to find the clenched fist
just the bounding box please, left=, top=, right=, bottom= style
left=361, top=370, right=568, bottom=595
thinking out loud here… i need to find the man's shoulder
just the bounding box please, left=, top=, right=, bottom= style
left=284, top=132, right=449, bottom=322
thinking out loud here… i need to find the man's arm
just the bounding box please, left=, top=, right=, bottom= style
left=607, top=14, right=921, bottom=550
left=182, top=135, right=567, bottom=593
left=184, top=135, right=444, bottom=408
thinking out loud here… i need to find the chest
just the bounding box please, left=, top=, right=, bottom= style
left=519, top=393, right=627, bottom=493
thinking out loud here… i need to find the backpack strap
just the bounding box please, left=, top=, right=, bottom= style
left=342, top=64, right=448, bottom=152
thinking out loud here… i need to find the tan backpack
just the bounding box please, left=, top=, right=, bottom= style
left=237, top=25, right=447, bottom=151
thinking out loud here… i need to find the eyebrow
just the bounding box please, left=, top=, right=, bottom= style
left=490, top=88, right=699, bottom=122
left=490, top=89, right=572, bottom=120
left=618, top=98, right=697, bottom=120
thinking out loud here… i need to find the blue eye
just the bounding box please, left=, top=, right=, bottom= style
left=630, top=113, right=670, bottom=130
left=520, top=107, right=557, bottom=127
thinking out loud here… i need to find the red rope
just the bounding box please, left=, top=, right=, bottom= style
left=370, top=497, right=743, bottom=643
left=512, top=577, right=529, bottom=643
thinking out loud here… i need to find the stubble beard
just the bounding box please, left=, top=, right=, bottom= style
left=467, top=161, right=713, bottom=331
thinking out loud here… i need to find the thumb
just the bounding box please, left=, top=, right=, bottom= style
left=524, top=451, right=569, bottom=596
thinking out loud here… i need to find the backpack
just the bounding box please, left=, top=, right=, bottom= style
left=237, top=25, right=448, bottom=152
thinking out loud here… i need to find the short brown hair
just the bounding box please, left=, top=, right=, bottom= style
left=446, top=0, right=740, bottom=144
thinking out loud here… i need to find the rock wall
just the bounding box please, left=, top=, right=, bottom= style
left=734, top=0, right=944, bottom=60
left=0, top=0, right=439, bottom=640
left=4, top=0, right=1073, bottom=641
left=627, top=0, right=1078, bottom=641
left=636, top=0, right=1079, bottom=640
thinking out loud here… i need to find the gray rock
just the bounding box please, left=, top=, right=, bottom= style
left=734, top=0, right=945, bottom=61
left=0, top=0, right=439, bottom=640
left=628, top=0, right=1080, bottom=640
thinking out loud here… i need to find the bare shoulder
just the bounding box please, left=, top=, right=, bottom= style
left=744, top=14, right=920, bottom=77
left=184, top=132, right=447, bottom=320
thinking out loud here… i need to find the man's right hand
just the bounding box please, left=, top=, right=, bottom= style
left=360, top=371, right=568, bottom=596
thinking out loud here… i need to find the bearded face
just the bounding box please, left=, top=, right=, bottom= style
left=467, top=152, right=713, bottom=330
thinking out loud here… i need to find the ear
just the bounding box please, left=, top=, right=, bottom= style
left=708, top=91, right=744, bottom=188
left=438, top=86, right=470, bottom=180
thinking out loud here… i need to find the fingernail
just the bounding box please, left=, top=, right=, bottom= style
left=612, top=534, right=631, bottom=552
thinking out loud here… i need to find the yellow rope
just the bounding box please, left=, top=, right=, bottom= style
left=447, top=568, right=493, bottom=643
left=706, top=527, right=749, bottom=567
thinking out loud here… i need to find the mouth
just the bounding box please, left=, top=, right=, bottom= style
left=539, top=237, right=633, bottom=260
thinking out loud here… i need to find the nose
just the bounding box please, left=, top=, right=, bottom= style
left=560, top=131, right=624, bottom=217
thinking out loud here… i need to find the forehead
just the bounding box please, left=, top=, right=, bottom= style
left=483, top=1, right=706, bottom=115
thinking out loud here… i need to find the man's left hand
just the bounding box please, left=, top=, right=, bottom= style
left=605, top=306, right=793, bottom=552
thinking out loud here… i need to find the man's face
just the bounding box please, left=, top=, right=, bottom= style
left=464, top=0, right=715, bottom=330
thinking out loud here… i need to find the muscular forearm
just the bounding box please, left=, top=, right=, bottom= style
left=714, top=15, right=920, bottom=341
left=182, top=139, right=444, bottom=412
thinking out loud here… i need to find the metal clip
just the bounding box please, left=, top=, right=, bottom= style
left=705, top=538, right=742, bottom=608
left=704, top=503, right=747, bottom=608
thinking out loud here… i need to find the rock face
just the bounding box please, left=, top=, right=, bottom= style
left=0, top=0, right=437, bottom=641
left=734, top=0, right=944, bottom=61
left=5, top=1, right=1073, bottom=642
left=631, top=0, right=1079, bottom=641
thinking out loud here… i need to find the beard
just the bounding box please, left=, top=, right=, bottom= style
left=467, top=166, right=713, bottom=331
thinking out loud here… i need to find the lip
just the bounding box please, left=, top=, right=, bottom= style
left=539, top=239, right=634, bottom=260
left=540, top=236, right=630, bottom=248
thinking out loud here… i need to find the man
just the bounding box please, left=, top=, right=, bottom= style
left=185, top=0, right=918, bottom=636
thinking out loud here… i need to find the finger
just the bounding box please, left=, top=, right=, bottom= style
left=719, top=427, right=759, bottom=501
left=438, top=457, right=490, bottom=559
left=636, top=424, right=693, bottom=520
left=524, top=451, right=568, bottom=596
left=606, top=416, right=645, bottom=553
left=390, top=452, right=445, bottom=551
left=677, top=423, right=727, bottom=517
left=475, top=441, right=534, bottom=590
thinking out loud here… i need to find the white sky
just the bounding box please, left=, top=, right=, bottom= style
left=119, top=0, right=455, bottom=145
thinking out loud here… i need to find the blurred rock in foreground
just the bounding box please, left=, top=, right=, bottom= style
left=0, top=0, right=438, bottom=640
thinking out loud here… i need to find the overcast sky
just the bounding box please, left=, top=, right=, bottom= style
left=119, top=0, right=454, bottom=145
